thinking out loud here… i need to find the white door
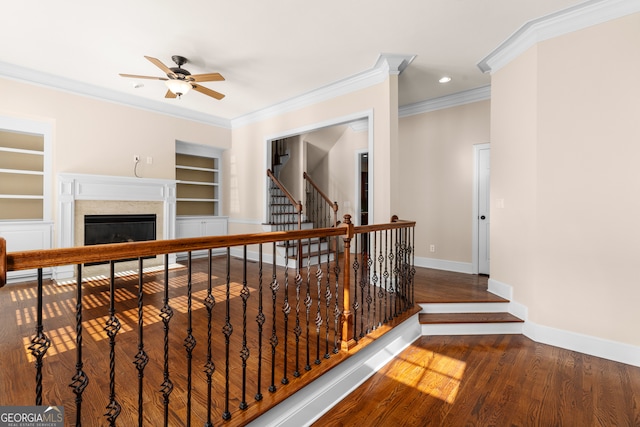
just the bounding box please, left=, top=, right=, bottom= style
left=478, top=147, right=490, bottom=275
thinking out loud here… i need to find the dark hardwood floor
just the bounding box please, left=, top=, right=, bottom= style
left=314, top=269, right=640, bottom=427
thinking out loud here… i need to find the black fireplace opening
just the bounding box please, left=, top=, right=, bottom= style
left=84, top=213, right=157, bottom=265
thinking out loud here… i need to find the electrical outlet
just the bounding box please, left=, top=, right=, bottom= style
left=429, top=244, right=436, bottom=253
left=134, top=155, right=140, bottom=162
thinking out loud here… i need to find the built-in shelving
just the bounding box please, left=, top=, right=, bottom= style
left=0, top=131, right=46, bottom=220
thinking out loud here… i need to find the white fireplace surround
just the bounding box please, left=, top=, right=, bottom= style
left=56, top=173, right=177, bottom=280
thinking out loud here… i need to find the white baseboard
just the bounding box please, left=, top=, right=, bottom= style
left=489, top=278, right=640, bottom=368
left=246, top=314, right=422, bottom=427
left=414, top=256, right=473, bottom=274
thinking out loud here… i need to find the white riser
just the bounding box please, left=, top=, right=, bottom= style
left=422, top=322, right=523, bottom=336
left=419, top=302, right=510, bottom=314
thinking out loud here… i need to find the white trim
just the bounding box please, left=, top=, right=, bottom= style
left=399, top=85, right=491, bottom=118
left=523, top=320, right=640, bottom=368
left=233, top=54, right=411, bottom=128
left=487, top=277, right=513, bottom=301
left=414, top=255, right=473, bottom=274
left=175, top=140, right=224, bottom=158
left=477, top=0, right=640, bottom=73
left=0, top=61, right=231, bottom=128
left=472, top=143, right=490, bottom=274
left=488, top=278, right=640, bottom=367
left=246, top=314, right=421, bottom=427
left=262, top=110, right=374, bottom=225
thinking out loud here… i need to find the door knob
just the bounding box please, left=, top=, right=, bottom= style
left=480, top=215, right=486, bottom=220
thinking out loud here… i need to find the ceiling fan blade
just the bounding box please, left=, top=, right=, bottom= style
left=119, top=73, right=168, bottom=80
left=165, top=89, right=177, bottom=99
left=188, top=72, right=225, bottom=83
left=145, top=56, right=176, bottom=78
left=192, top=83, right=225, bottom=100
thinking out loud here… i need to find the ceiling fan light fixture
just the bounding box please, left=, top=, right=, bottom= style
left=165, top=79, right=192, bottom=97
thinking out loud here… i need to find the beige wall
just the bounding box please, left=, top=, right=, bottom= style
left=327, top=127, right=368, bottom=221
left=491, top=13, right=640, bottom=346
left=398, top=100, right=491, bottom=261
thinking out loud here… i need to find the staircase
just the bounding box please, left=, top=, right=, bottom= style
left=417, top=273, right=523, bottom=335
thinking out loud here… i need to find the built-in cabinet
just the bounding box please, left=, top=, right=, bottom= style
left=175, top=216, right=228, bottom=259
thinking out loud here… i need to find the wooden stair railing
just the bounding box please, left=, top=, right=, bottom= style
left=0, top=215, right=416, bottom=426
left=267, top=168, right=302, bottom=232
left=303, top=171, right=339, bottom=229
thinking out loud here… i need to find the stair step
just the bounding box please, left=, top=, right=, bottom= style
left=419, top=312, right=523, bottom=324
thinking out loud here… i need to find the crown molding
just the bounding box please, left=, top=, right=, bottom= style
left=398, top=85, right=491, bottom=118
left=231, top=53, right=415, bottom=129
left=0, top=60, right=231, bottom=128
left=478, top=0, right=640, bottom=74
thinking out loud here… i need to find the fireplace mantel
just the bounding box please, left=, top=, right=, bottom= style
left=56, top=173, right=177, bottom=279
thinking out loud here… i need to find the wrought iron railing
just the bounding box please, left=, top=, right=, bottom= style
left=0, top=215, right=415, bottom=426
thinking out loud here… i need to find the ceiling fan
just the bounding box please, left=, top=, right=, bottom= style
left=120, top=55, right=225, bottom=100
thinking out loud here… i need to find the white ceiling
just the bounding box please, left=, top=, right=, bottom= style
left=1, top=0, right=587, bottom=123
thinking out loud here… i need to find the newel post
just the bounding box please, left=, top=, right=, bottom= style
left=340, top=215, right=357, bottom=350
left=0, top=237, right=6, bottom=288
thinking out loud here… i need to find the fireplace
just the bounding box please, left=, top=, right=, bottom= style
left=84, top=213, right=157, bottom=265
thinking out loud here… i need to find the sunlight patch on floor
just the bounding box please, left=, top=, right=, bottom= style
left=386, top=349, right=466, bottom=404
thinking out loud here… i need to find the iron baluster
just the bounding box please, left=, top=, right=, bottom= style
left=293, top=262, right=303, bottom=378
left=134, top=258, right=149, bottom=427
left=240, top=246, right=251, bottom=410
left=323, top=238, right=332, bottom=359
left=304, top=241, right=313, bottom=371
left=333, top=241, right=341, bottom=354
left=70, top=264, right=88, bottom=427
left=281, top=241, right=291, bottom=385
left=222, top=248, right=233, bottom=420
left=371, top=231, right=378, bottom=330
left=184, top=253, right=197, bottom=426
left=314, top=257, right=323, bottom=365
left=269, top=242, right=279, bottom=393
left=383, top=230, right=390, bottom=324
left=377, top=231, right=385, bottom=328
left=105, top=261, right=122, bottom=426
left=255, top=244, right=265, bottom=402
left=159, top=254, right=174, bottom=427
left=352, top=236, right=360, bottom=342
left=204, top=249, right=216, bottom=427
left=28, top=268, right=51, bottom=406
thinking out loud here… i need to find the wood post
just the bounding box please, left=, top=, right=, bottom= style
left=340, top=215, right=357, bottom=350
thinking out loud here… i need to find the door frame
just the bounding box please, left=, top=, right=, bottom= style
left=263, top=110, right=374, bottom=224
left=472, top=143, right=490, bottom=274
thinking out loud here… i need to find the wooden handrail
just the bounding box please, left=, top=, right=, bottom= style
left=267, top=169, right=302, bottom=214
left=303, top=172, right=339, bottom=215
left=2, top=227, right=346, bottom=275
left=353, top=220, right=417, bottom=235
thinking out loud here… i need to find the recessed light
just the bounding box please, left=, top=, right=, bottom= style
left=439, top=76, right=452, bottom=83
